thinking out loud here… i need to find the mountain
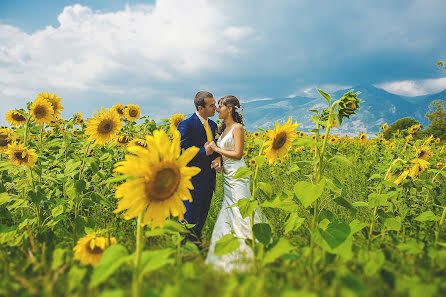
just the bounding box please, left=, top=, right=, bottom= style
left=241, top=84, right=446, bottom=136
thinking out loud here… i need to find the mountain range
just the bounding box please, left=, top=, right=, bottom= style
left=241, top=84, right=446, bottom=136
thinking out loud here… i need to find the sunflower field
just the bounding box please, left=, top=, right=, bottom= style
left=1, top=90, right=445, bottom=297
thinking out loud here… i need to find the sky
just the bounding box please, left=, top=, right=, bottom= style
left=1, top=0, right=446, bottom=126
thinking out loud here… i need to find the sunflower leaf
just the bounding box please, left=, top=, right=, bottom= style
left=90, top=244, right=128, bottom=287
left=263, top=238, right=295, bottom=265
left=214, top=234, right=240, bottom=256
left=229, top=198, right=259, bottom=219
left=318, top=89, right=331, bottom=105
left=294, top=180, right=326, bottom=208
left=234, top=167, right=252, bottom=179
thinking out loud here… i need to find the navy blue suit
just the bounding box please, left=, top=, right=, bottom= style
left=177, top=113, right=219, bottom=240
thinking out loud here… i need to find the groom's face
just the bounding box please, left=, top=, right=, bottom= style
left=201, top=96, right=216, bottom=118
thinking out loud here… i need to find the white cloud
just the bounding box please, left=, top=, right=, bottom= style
left=0, top=1, right=257, bottom=125
left=297, top=84, right=352, bottom=98
left=376, top=77, right=446, bottom=96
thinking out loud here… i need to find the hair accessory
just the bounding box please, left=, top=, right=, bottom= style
left=235, top=105, right=244, bottom=116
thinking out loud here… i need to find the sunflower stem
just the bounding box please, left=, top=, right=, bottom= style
left=24, top=117, right=31, bottom=146
left=79, top=141, right=91, bottom=181
left=133, top=212, right=144, bottom=297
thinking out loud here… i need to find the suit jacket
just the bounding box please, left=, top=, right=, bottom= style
left=177, top=113, right=220, bottom=192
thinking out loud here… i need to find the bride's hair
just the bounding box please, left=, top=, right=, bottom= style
left=218, top=95, right=244, bottom=134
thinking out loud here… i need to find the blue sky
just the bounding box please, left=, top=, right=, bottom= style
left=1, top=0, right=446, bottom=126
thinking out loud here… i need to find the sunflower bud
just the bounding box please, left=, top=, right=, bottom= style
left=337, top=90, right=362, bottom=124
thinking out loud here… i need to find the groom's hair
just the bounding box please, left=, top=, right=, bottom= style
left=194, top=91, right=214, bottom=110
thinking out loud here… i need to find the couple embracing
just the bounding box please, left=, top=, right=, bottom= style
left=177, top=91, right=265, bottom=272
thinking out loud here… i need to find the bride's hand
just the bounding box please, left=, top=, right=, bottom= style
left=209, top=141, right=217, bottom=150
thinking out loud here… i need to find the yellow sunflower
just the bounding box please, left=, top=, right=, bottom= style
left=73, top=234, right=117, bottom=266
left=0, top=129, right=15, bottom=153
left=111, top=104, right=126, bottom=119
left=5, top=110, right=27, bottom=126
left=408, top=158, right=429, bottom=179
left=311, top=135, right=316, bottom=141
left=409, top=124, right=421, bottom=134
left=436, top=162, right=445, bottom=169
left=435, top=138, right=441, bottom=144
left=359, top=133, right=367, bottom=142
left=128, top=138, right=147, bottom=148
left=406, top=134, right=413, bottom=142
left=49, top=115, right=63, bottom=126
left=294, top=146, right=304, bottom=153
left=169, top=113, right=185, bottom=132
left=394, top=169, right=409, bottom=185
left=116, top=135, right=131, bottom=147
left=124, top=104, right=141, bottom=121
left=263, top=117, right=299, bottom=164
left=113, top=129, right=201, bottom=228
left=75, top=112, right=85, bottom=125
left=415, top=145, right=432, bottom=161
left=299, top=131, right=305, bottom=137
left=381, top=123, right=389, bottom=131
left=249, top=158, right=256, bottom=167
left=320, top=134, right=326, bottom=141
left=389, top=142, right=395, bottom=149
left=329, top=136, right=337, bottom=144
left=253, top=131, right=261, bottom=138
left=30, top=97, right=54, bottom=126
left=85, top=108, right=122, bottom=145
left=243, top=150, right=248, bottom=157
left=7, top=142, right=37, bottom=168
left=37, top=91, right=63, bottom=116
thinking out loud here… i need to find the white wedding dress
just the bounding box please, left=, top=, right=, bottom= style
left=205, top=125, right=265, bottom=272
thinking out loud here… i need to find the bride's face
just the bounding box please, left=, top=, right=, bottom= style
left=217, top=103, right=232, bottom=120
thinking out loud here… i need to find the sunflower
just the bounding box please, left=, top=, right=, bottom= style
left=111, top=104, right=126, bottom=119
left=7, top=142, right=37, bottom=168
left=169, top=113, right=185, bottom=132
left=30, top=97, right=54, bottom=126
left=116, top=135, right=131, bottom=147
left=436, top=162, right=445, bottom=169
left=381, top=123, right=389, bottom=131
left=329, top=136, right=337, bottom=144
left=5, top=110, right=27, bottom=126
left=415, top=145, right=432, bottom=161
left=253, top=131, right=261, bottom=138
left=128, top=138, right=147, bottom=148
left=409, top=124, right=421, bottom=134
left=311, top=135, right=316, bottom=141
left=299, top=131, right=305, bottom=137
left=73, top=234, right=117, bottom=266
left=389, top=142, right=395, bottom=149
left=0, top=129, right=15, bottom=153
left=249, top=158, right=256, bottom=167
left=74, top=112, right=85, bottom=125
left=243, top=150, right=248, bottom=157
left=406, top=134, right=413, bottom=142
left=37, top=91, right=63, bottom=116
left=435, top=138, right=441, bottom=144
left=263, top=117, right=299, bottom=164
left=125, top=104, right=141, bottom=121
left=85, top=108, right=122, bottom=145
left=320, top=134, right=326, bottom=141
left=294, top=146, right=304, bottom=153
left=49, top=115, right=63, bottom=126
left=408, top=158, right=429, bottom=179
left=359, top=133, right=367, bottom=142
left=113, top=129, right=201, bottom=228
left=331, top=120, right=339, bottom=128
left=394, top=169, right=409, bottom=185
left=71, top=129, right=79, bottom=137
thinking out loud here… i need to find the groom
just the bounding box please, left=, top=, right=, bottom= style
left=177, top=91, right=221, bottom=246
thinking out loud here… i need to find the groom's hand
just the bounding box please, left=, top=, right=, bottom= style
left=211, top=158, right=222, bottom=172
left=204, top=141, right=213, bottom=156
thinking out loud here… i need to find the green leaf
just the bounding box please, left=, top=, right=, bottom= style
left=263, top=238, right=295, bottom=265
left=52, top=204, right=64, bottom=218
left=397, top=239, right=424, bottom=255
left=352, top=201, right=368, bottom=207
left=318, top=89, right=331, bottom=105
left=0, top=193, right=12, bottom=206
left=329, top=154, right=353, bottom=167
left=294, top=180, right=325, bottom=208
left=141, top=248, right=174, bottom=274
left=261, top=192, right=299, bottom=212
left=286, top=164, right=300, bottom=175
left=64, top=160, right=81, bottom=175
left=284, top=213, right=305, bottom=235
left=414, top=211, right=441, bottom=222
left=368, top=193, right=389, bottom=208
left=257, top=182, right=272, bottom=198
left=368, top=174, right=382, bottom=180
left=68, top=265, right=87, bottom=292
left=364, top=251, right=385, bottom=276
left=318, top=221, right=351, bottom=249
left=233, top=167, right=252, bottom=179
left=308, top=109, right=319, bottom=115
left=214, top=234, right=240, bottom=256
left=75, top=180, right=86, bottom=193
left=384, top=216, right=402, bottom=231
left=100, top=174, right=132, bottom=185
left=52, top=248, right=68, bottom=270
left=253, top=155, right=266, bottom=167
left=333, top=197, right=357, bottom=215
left=230, top=198, right=258, bottom=219
left=252, top=223, right=272, bottom=246
left=90, top=244, right=128, bottom=287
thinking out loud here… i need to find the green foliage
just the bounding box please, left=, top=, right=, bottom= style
left=425, top=99, right=446, bottom=140
left=383, top=117, right=420, bottom=139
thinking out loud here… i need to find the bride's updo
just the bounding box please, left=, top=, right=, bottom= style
left=218, top=95, right=244, bottom=135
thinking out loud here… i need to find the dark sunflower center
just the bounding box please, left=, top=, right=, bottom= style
left=97, top=119, right=114, bottom=134
left=34, top=106, right=47, bottom=118
left=12, top=113, right=26, bottom=122
left=418, top=150, right=429, bottom=159
left=129, top=109, right=138, bottom=117
left=87, top=242, right=104, bottom=254
left=149, top=166, right=181, bottom=200
left=117, top=107, right=124, bottom=115
left=272, top=132, right=287, bottom=150
left=118, top=136, right=130, bottom=144
left=347, top=102, right=356, bottom=110
left=14, top=151, right=28, bottom=162
left=135, top=140, right=147, bottom=148
left=0, top=135, right=10, bottom=146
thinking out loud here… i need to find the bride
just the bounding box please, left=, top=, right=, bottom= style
left=204, top=95, right=265, bottom=272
